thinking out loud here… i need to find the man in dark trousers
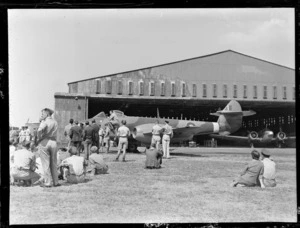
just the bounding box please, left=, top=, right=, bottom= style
left=91, top=119, right=100, bottom=147
left=83, top=121, right=94, bottom=160
left=69, top=120, right=83, bottom=155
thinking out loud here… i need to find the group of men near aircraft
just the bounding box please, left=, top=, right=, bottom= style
left=9, top=108, right=276, bottom=189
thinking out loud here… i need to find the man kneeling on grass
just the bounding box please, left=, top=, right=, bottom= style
left=145, top=143, right=163, bottom=169
left=10, top=141, right=40, bottom=186
left=87, top=146, right=109, bottom=175
left=231, top=150, right=264, bottom=188
left=60, top=146, right=88, bottom=184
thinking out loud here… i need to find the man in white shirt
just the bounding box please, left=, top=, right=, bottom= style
left=162, top=120, right=173, bottom=159
left=98, top=123, right=105, bottom=152
left=260, top=149, right=277, bottom=188
left=115, top=120, right=131, bottom=162
left=19, top=127, right=25, bottom=144
left=37, top=108, right=60, bottom=187
left=151, top=120, right=162, bottom=150
left=10, top=141, right=40, bottom=186
left=103, top=124, right=111, bottom=154
left=24, top=126, right=31, bottom=142
left=60, top=146, right=87, bottom=184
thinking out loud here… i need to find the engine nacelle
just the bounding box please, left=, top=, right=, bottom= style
left=276, top=131, right=286, bottom=141
left=248, top=131, right=258, bottom=140
left=132, top=123, right=154, bottom=144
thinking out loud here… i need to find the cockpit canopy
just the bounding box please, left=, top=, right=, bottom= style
left=94, top=112, right=107, bottom=118
left=112, top=110, right=126, bottom=117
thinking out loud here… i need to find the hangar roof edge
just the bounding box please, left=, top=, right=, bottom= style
left=68, top=49, right=295, bottom=85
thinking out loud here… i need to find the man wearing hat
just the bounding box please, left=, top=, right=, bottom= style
left=162, top=120, right=173, bottom=159
left=115, top=120, right=131, bottom=162
left=60, top=146, right=87, bottom=184
left=259, top=149, right=277, bottom=188
left=88, top=146, right=109, bottom=175
left=83, top=121, right=94, bottom=160
left=36, top=108, right=60, bottom=187
left=10, top=141, right=40, bottom=186
left=231, top=150, right=264, bottom=187
left=145, top=143, right=163, bottom=169
left=69, top=120, right=83, bottom=155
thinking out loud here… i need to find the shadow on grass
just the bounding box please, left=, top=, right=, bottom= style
left=58, top=178, right=93, bottom=187
left=171, top=153, right=207, bottom=157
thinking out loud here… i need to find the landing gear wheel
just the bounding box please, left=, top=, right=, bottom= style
left=128, top=144, right=137, bottom=153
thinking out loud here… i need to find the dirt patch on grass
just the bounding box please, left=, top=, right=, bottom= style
left=10, top=148, right=296, bottom=224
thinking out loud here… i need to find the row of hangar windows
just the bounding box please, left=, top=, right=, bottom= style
left=242, top=115, right=296, bottom=129
left=96, top=80, right=295, bottom=100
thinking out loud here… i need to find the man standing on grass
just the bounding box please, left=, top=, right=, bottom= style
left=115, top=120, right=130, bottom=162
left=99, top=124, right=105, bottom=152
left=103, top=123, right=111, bottom=153
left=19, top=126, right=25, bottom=144
left=162, top=120, right=173, bottom=159
left=36, top=108, right=60, bottom=187
left=231, top=150, right=264, bottom=188
left=69, top=120, right=83, bottom=155
left=83, top=121, right=93, bottom=160
left=24, top=126, right=31, bottom=142
left=151, top=120, right=162, bottom=150
left=91, top=119, right=100, bottom=147
left=259, top=149, right=277, bottom=188
left=64, top=119, right=74, bottom=150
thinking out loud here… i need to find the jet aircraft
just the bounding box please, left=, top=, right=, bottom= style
left=84, top=100, right=256, bottom=151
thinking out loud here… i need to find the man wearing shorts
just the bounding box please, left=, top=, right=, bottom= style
left=115, top=120, right=130, bottom=162
left=151, top=120, right=162, bottom=150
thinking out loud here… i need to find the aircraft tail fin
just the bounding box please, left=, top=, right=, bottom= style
left=210, top=100, right=254, bottom=134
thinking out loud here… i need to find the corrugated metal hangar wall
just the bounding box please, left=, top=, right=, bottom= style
left=55, top=50, right=295, bottom=145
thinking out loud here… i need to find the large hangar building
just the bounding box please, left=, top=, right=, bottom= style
left=54, top=50, right=295, bottom=145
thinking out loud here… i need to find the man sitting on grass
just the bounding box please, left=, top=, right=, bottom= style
left=87, top=146, right=109, bottom=176
left=231, top=150, right=264, bottom=188
left=259, top=148, right=276, bottom=188
left=145, top=143, right=163, bottom=169
left=10, top=141, right=40, bottom=186
left=57, top=147, right=70, bottom=180
left=60, top=146, right=87, bottom=184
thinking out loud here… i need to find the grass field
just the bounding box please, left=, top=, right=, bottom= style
left=9, top=147, right=297, bottom=224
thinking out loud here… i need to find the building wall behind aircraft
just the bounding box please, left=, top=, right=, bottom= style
left=54, top=95, right=88, bottom=144
left=68, top=50, right=295, bottom=102
left=55, top=50, right=295, bottom=145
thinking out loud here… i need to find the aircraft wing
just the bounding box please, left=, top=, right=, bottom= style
left=282, top=136, right=296, bottom=146
left=173, top=127, right=213, bottom=136
left=209, top=134, right=265, bottom=143
left=209, top=134, right=252, bottom=142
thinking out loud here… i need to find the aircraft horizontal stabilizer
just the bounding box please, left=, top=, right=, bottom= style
left=242, top=110, right=256, bottom=117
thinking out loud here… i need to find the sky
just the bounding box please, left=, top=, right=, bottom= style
left=8, top=8, right=295, bottom=128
